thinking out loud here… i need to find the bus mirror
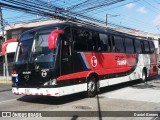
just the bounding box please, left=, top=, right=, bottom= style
left=48, top=30, right=63, bottom=49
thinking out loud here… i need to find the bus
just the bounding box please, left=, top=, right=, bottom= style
left=11, top=22, right=158, bottom=97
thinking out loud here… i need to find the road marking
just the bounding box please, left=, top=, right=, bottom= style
left=0, top=99, right=17, bottom=104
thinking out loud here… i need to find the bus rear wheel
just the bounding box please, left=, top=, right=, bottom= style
left=86, top=76, right=97, bottom=97
left=141, top=69, right=147, bottom=82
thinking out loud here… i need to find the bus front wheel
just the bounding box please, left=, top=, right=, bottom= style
left=86, top=76, right=97, bottom=97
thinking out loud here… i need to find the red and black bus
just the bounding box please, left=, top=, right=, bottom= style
left=11, top=22, right=158, bottom=97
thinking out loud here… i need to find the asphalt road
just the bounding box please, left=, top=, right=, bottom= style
left=0, top=77, right=160, bottom=120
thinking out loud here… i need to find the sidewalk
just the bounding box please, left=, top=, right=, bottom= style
left=0, top=84, right=11, bottom=92
left=0, top=80, right=12, bottom=84
left=0, top=80, right=12, bottom=92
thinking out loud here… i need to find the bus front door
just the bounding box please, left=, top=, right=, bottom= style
left=61, top=40, right=72, bottom=75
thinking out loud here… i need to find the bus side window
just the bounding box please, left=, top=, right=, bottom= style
left=143, top=41, right=150, bottom=53
left=98, top=33, right=108, bottom=52
left=124, top=38, right=134, bottom=54
left=134, top=39, right=142, bottom=54
left=149, top=41, right=155, bottom=53
left=108, top=35, right=112, bottom=52
left=141, top=41, right=145, bottom=53
left=72, top=29, right=88, bottom=51
left=87, top=31, right=96, bottom=51
left=113, top=36, right=125, bottom=53
left=110, top=36, right=115, bottom=52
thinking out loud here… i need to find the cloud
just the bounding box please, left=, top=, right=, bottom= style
left=125, top=3, right=135, bottom=9
left=137, top=7, right=147, bottom=14
left=153, top=15, right=160, bottom=25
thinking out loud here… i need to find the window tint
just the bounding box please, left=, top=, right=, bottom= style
left=134, top=40, right=142, bottom=54
left=149, top=41, right=155, bottom=53
left=72, top=29, right=89, bottom=51
left=113, top=36, right=124, bottom=53
left=140, top=41, right=145, bottom=53
left=143, top=41, right=150, bottom=53
left=97, top=33, right=109, bottom=52
left=88, top=32, right=97, bottom=51
left=125, top=38, right=134, bottom=53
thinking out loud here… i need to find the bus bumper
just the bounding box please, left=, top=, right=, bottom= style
left=12, top=87, right=60, bottom=97
left=12, top=83, right=87, bottom=97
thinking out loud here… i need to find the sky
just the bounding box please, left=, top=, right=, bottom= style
left=1, top=0, right=160, bottom=34
left=106, top=0, right=160, bottom=34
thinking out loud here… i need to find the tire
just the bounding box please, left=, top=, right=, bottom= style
left=141, top=69, right=147, bottom=83
left=86, top=76, right=97, bottom=97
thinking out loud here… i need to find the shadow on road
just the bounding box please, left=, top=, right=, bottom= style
left=99, top=76, right=159, bottom=95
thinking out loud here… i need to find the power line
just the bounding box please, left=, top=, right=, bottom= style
left=0, top=0, right=159, bottom=34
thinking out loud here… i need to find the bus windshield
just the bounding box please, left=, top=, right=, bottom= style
left=15, top=29, right=57, bottom=69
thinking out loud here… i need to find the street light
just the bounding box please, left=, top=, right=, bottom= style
left=106, top=14, right=120, bottom=26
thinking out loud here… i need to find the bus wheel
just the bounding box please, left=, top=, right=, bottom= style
left=141, top=69, right=147, bottom=82
left=86, top=76, right=97, bottom=97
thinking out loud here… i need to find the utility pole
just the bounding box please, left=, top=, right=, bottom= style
left=0, top=6, right=9, bottom=80
left=106, top=14, right=108, bottom=26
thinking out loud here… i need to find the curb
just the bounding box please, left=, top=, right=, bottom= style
left=0, top=80, right=12, bottom=84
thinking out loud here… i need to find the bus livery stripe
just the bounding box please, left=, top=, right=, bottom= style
left=78, top=52, right=90, bottom=70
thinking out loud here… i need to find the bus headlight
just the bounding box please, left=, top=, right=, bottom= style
left=43, top=79, right=56, bottom=86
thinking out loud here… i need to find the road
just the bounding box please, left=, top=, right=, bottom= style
left=0, top=77, right=160, bottom=120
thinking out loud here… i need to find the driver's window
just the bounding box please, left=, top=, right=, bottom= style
left=62, top=41, right=70, bottom=58
left=62, top=27, right=71, bottom=58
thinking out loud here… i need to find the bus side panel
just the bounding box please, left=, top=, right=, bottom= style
left=83, top=53, right=137, bottom=76
left=149, top=51, right=158, bottom=76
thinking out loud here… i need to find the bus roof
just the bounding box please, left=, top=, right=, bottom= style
left=21, top=22, right=150, bottom=41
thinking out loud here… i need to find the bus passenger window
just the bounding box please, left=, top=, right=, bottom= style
left=144, top=41, right=150, bottom=53
left=134, top=40, right=142, bottom=54
left=87, top=31, right=95, bottom=52
left=72, top=29, right=88, bottom=51
left=125, top=38, right=134, bottom=53
left=140, top=41, right=145, bottom=53
left=98, top=33, right=108, bottom=52
left=149, top=41, right=155, bottom=53
left=113, top=36, right=125, bottom=53
left=111, top=36, right=115, bottom=52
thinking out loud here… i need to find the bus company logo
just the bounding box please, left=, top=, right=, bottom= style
left=22, top=71, right=31, bottom=74
left=117, top=60, right=127, bottom=65
left=115, top=56, right=127, bottom=66
left=91, top=56, right=97, bottom=67
left=41, top=70, right=47, bottom=77
left=24, top=75, right=29, bottom=81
